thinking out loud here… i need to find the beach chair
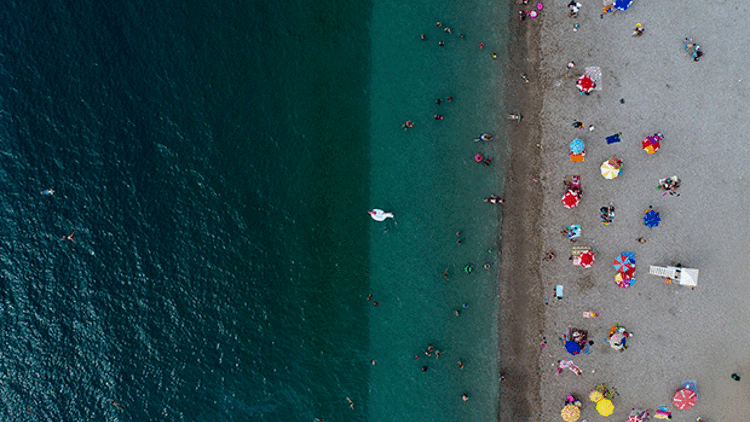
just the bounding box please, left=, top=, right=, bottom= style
left=649, top=265, right=675, bottom=278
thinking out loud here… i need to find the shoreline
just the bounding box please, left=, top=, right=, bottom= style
left=497, top=4, right=545, bottom=421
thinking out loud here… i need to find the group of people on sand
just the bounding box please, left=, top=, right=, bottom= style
left=684, top=37, right=704, bottom=61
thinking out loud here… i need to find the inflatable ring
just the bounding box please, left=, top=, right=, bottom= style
left=474, top=154, right=483, bottom=162
left=464, top=264, right=474, bottom=274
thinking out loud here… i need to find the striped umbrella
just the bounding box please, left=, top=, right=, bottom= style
left=579, top=250, right=594, bottom=268
left=642, top=134, right=661, bottom=154
left=562, top=190, right=580, bottom=209
left=613, top=253, right=635, bottom=274
left=673, top=388, right=697, bottom=410
left=600, top=158, right=622, bottom=179
left=577, top=75, right=596, bottom=93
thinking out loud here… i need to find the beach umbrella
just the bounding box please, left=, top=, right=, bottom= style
left=561, top=404, right=581, bottom=422
left=613, top=253, right=635, bottom=274
left=579, top=250, right=594, bottom=268
left=643, top=209, right=660, bottom=228
left=673, top=388, right=697, bottom=410
left=589, top=391, right=603, bottom=402
left=642, top=134, right=661, bottom=154
left=614, top=0, right=633, bottom=11
left=614, top=272, right=632, bottom=289
left=562, top=190, right=580, bottom=209
left=596, top=398, right=614, bottom=416
left=565, top=340, right=581, bottom=355
left=600, top=158, right=622, bottom=179
left=577, top=75, right=596, bottom=93
left=570, top=138, right=585, bottom=154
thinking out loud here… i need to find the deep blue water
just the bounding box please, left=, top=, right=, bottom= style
left=0, top=0, right=508, bottom=420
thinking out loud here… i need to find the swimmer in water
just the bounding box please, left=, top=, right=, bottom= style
left=41, top=189, right=55, bottom=196
left=347, top=397, right=354, bottom=409
left=61, top=231, right=75, bottom=242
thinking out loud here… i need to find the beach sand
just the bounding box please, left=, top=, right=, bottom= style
left=500, top=1, right=750, bottom=420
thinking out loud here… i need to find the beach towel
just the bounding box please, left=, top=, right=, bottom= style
left=585, top=67, right=602, bottom=91
left=606, top=133, right=622, bottom=144
left=682, top=379, right=699, bottom=399
left=557, top=360, right=582, bottom=375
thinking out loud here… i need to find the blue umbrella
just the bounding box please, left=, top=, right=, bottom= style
left=614, top=0, right=633, bottom=11
left=565, top=340, right=581, bottom=355
left=570, top=138, right=585, bottom=154
left=643, top=210, right=660, bottom=228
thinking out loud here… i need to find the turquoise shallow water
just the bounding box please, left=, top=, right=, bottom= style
left=368, top=1, right=509, bottom=420
left=0, top=0, right=508, bottom=420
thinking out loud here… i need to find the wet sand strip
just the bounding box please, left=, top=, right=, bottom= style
left=497, top=5, right=544, bottom=422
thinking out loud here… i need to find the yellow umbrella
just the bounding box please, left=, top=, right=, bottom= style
left=589, top=391, right=603, bottom=402
left=561, top=404, right=581, bottom=422
left=596, top=398, right=614, bottom=417
left=600, top=159, right=620, bottom=179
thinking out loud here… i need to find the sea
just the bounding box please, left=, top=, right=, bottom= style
left=0, top=0, right=510, bottom=420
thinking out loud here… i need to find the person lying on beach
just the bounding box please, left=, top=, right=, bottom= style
left=568, top=1, right=580, bottom=17
left=632, top=23, right=644, bottom=37
left=484, top=196, right=504, bottom=204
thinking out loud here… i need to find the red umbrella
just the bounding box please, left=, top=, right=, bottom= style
left=577, top=75, right=596, bottom=93
left=673, top=388, right=697, bottom=410
left=561, top=190, right=580, bottom=209
left=579, top=250, right=594, bottom=268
